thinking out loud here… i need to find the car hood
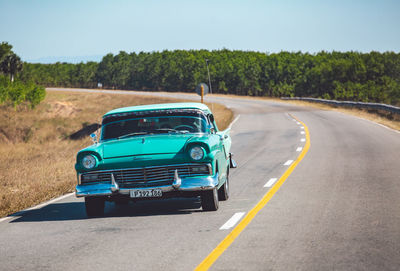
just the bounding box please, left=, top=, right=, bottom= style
left=102, top=134, right=195, bottom=159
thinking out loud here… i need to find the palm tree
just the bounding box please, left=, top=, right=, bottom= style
left=1, top=53, right=23, bottom=82
left=0, top=42, right=12, bottom=63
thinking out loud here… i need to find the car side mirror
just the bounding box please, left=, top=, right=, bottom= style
left=90, top=133, right=98, bottom=144
left=207, top=124, right=215, bottom=134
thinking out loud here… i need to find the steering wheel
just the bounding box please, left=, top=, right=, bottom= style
left=174, top=125, right=195, bottom=132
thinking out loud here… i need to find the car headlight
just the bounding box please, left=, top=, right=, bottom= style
left=189, top=146, right=204, bottom=160
left=82, top=155, right=96, bottom=169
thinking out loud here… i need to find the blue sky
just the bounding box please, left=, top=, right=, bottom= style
left=1, top=0, right=399, bottom=63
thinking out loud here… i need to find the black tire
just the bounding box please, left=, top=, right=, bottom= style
left=85, top=197, right=105, bottom=217
left=201, top=188, right=219, bottom=211
left=218, top=170, right=229, bottom=201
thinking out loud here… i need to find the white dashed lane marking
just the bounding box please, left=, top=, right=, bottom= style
left=296, top=147, right=303, bottom=152
left=300, top=131, right=305, bottom=134
left=301, top=138, right=306, bottom=142
left=264, top=178, right=278, bottom=188
left=219, top=212, right=246, bottom=230
left=284, top=160, right=293, bottom=166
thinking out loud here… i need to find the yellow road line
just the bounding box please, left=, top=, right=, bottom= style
left=195, top=114, right=311, bottom=271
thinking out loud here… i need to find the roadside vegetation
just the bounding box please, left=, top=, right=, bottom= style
left=20, top=50, right=400, bottom=106
left=0, top=42, right=46, bottom=108
left=0, top=90, right=233, bottom=217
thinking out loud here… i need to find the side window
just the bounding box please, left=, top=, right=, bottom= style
left=207, top=114, right=217, bottom=133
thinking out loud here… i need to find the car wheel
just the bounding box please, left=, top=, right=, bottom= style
left=218, top=170, right=229, bottom=201
left=201, top=188, right=219, bottom=211
left=85, top=197, right=105, bottom=217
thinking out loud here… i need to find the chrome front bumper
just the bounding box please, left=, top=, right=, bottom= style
left=75, top=174, right=219, bottom=197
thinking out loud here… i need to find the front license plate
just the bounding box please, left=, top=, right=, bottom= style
left=130, top=189, right=162, bottom=198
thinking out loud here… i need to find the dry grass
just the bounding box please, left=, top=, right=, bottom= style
left=0, top=91, right=233, bottom=217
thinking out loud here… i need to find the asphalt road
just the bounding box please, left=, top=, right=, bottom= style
left=0, top=88, right=399, bottom=271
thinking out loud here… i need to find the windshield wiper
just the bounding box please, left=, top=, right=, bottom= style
left=117, top=132, right=151, bottom=139
left=154, top=128, right=189, bottom=134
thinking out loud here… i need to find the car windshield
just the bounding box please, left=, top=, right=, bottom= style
left=101, top=115, right=208, bottom=140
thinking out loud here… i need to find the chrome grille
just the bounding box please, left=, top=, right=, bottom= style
left=80, top=164, right=211, bottom=188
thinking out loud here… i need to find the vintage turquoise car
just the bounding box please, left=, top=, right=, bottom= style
left=75, top=103, right=236, bottom=217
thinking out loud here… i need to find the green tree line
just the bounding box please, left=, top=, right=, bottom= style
left=20, top=49, right=400, bottom=106
left=0, top=42, right=45, bottom=108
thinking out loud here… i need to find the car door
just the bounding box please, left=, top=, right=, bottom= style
left=208, top=114, right=230, bottom=183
